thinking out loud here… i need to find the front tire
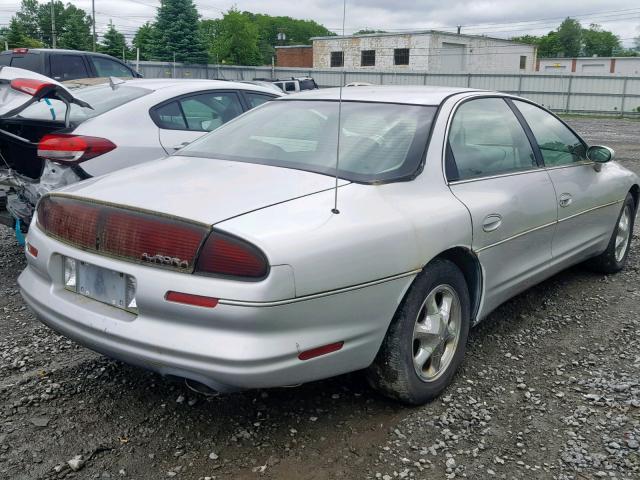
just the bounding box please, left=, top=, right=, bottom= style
left=587, top=193, right=635, bottom=274
left=366, top=259, right=470, bottom=405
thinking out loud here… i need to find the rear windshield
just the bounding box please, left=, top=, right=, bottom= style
left=16, top=84, right=151, bottom=124
left=180, top=100, right=436, bottom=183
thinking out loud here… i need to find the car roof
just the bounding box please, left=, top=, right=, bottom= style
left=0, top=48, right=123, bottom=58
left=280, top=85, right=483, bottom=106
left=86, top=78, right=283, bottom=97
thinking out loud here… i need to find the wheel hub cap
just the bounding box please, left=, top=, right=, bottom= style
left=412, top=285, right=461, bottom=382
left=615, top=205, right=632, bottom=262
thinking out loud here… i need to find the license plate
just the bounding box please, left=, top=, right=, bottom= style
left=77, top=261, right=127, bottom=309
left=63, top=257, right=136, bottom=313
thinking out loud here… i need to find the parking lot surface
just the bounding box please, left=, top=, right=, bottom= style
left=1, top=117, right=639, bottom=480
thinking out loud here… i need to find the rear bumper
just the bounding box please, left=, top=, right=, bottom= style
left=19, top=225, right=413, bottom=391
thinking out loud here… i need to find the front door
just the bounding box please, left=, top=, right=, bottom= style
left=446, top=97, right=558, bottom=316
left=511, top=100, right=624, bottom=261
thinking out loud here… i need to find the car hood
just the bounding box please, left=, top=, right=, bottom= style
left=58, top=155, right=349, bottom=225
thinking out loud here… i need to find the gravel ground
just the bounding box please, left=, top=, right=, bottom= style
left=1, top=117, right=639, bottom=480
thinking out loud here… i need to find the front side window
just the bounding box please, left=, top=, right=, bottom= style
left=330, top=51, right=343, bottom=68
left=284, top=82, right=296, bottom=92
left=91, top=57, right=134, bottom=77
left=447, top=98, right=536, bottom=181
left=513, top=100, right=586, bottom=167
left=50, top=55, right=88, bottom=81
left=394, top=48, right=410, bottom=66
left=361, top=50, right=375, bottom=67
left=180, top=100, right=436, bottom=183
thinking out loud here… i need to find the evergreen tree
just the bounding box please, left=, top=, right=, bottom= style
left=100, top=21, right=127, bottom=59
left=133, top=22, right=155, bottom=60
left=15, top=0, right=40, bottom=41
left=6, top=17, right=42, bottom=48
left=152, top=0, right=208, bottom=64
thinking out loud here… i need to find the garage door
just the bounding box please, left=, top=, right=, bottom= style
left=441, top=42, right=466, bottom=72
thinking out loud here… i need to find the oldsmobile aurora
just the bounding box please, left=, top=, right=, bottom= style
left=18, top=86, right=638, bottom=404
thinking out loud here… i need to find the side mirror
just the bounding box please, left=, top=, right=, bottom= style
left=587, top=145, right=615, bottom=163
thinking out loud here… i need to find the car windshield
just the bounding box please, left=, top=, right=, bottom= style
left=16, top=84, right=151, bottom=124
left=180, top=100, right=436, bottom=183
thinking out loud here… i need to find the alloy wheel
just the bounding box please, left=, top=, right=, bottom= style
left=412, top=284, right=461, bottom=382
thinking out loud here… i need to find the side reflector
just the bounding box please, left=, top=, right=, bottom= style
left=165, top=291, right=219, bottom=308
left=26, top=242, right=38, bottom=257
left=298, top=342, right=344, bottom=361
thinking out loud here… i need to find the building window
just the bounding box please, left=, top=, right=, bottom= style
left=394, top=48, right=410, bottom=66
left=519, top=56, right=527, bottom=70
left=330, top=51, right=343, bottom=68
left=361, top=50, right=375, bottom=67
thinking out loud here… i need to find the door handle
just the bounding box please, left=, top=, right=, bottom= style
left=171, top=141, right=190, bottom=151
left=482, top=214, right=502, bottom=232
left=559, top=193, right=573, bottom=208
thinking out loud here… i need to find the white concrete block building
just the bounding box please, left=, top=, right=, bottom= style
left=537, top=57, right=640, bottom=76
left=311, top=30, right=537, bottom=73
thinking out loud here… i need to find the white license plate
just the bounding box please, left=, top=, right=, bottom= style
left=63, top=257, right=136, bottom=313
left=77, top=261, right=127, bottom=309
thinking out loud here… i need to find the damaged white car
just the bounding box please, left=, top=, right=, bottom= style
left=0, top=67, right=282, bottom=236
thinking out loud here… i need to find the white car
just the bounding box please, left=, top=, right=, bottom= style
left=0, top=67, right=283, bottom=228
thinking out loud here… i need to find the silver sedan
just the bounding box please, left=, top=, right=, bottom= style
left=18, top=86, right=638, bottom=404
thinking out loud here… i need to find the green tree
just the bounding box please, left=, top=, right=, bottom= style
left=509, top=34, right=541, bottom=46
left=354, top=29, right=387, bottom=35
left=556, top=17, right=582, bottom=57
left=207, top=9, right=262, bottom=65
left=15, top=0, right=40, bottom=40
left=57, top=4, right=92, bottom=51
left=133, top=22, right=155, bottom=60
left=152, top=0, right=208, bottom=64
left=99, top=21, right=127, bottom=59
left=582, top=24, right=621, bottom=57
left=5, top=17, right=42, bottom=48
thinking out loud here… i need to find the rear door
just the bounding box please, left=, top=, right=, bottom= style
left=511, top=100, right=624, bottom=260
left=152, top=90, right=244, bottom=154
left=446, top=97, right=558, bottom=315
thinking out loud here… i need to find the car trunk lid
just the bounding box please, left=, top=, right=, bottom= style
left=58, top=155, right=349, bottom=225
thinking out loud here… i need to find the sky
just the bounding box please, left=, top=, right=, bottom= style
left=0, top=0, right=638, bottom=48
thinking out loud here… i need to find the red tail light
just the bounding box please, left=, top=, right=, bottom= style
left=38, top=134, right=116, bottom=164
left=36, top=196, right=209, bottom=271
left=102, top=210, right=207, bottom=271
left=12, top=48, right=29, bottom=54
left=195, top=231, right=268, bottom=279
left=37, top=196, right=99, bottom=249
left=11, top=77, right=54, bottom=96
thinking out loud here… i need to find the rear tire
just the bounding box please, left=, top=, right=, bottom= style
left=366, top=259, right=470, bottom=405
left=586, top=193, right=635, bottom=274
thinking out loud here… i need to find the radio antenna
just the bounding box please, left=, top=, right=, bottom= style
left=331, top=0, right=347, bottom=215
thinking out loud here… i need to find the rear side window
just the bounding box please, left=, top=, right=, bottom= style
left=0, top=55, right=9, bottom=66
left=153, top=92, right=244, bottom=132
left=154, top=101, right=187, bottom=129
left=10, top=54, right=41, bottom=72
left=50, top=55, right=89, bottom=81
left=447, top=98, right=536, bottom=181
left=244, top=92, right=274, bottom=108
left=284, top=82, right=296, bottom=92
left=91, top=57, right=134, bottom=77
